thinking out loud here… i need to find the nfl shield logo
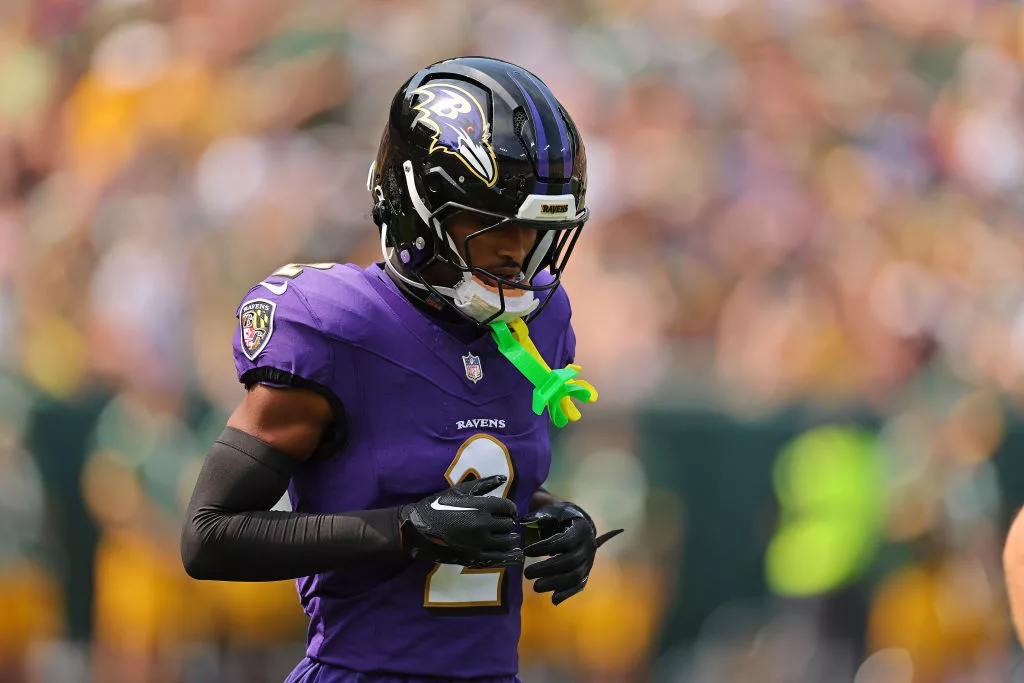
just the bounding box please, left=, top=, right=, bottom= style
left=462, top=352, right=483, bottom=383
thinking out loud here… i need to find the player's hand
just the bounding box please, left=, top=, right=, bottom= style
left=521, top=502, right=623, bottom=605
left=399, top=475, right=523, bottom=567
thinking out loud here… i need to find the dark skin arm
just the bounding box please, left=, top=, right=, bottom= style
left=227, top=384, right=333, bottom=459
left=181, top=384, right=405, bottom=582
left=183, top=382, right=524, bottom=581
left=530, top=488, right=563, bottom=512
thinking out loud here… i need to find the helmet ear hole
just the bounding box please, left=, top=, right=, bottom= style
left=424, top=173, right=443, bottom=194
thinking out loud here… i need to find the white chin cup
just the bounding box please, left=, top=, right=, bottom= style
left=450, top=275, right=539, bottom=323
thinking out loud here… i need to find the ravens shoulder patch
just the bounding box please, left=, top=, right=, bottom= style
left=239, top=298, right=276, bottom=360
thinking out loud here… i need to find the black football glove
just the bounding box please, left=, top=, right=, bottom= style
left=399, top=475, right=523, bottom=568
left=521, top=502, right=623, bottom=605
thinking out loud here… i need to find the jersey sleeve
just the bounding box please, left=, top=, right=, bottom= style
left=561, top=318, right=576, bottom=367
left=543, top=280, right=575, bottom=368
left=232, top=276, right=348, bottom=457
left=233, top=284, right=334, bottom=391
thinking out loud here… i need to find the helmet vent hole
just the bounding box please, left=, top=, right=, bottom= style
left=512, top=107, right=530, bottom=153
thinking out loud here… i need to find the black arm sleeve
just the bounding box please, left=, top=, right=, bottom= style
left=180, top=427, right=402, bottom=582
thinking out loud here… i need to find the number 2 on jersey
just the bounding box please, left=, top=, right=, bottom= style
left=272, top=263, right=335, bottom=279
left=258, top=263, right=335, bottom=296
left=424, top=434, right=514, bottom=609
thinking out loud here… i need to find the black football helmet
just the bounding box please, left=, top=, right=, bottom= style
left=368, top=56, right=588, bottom=326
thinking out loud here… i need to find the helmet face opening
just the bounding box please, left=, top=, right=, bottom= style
left=436, top=202, right=588, bottom=284
left=370, top=57, right=588, bottom=325
left=391, top=202, right=586, bottom=327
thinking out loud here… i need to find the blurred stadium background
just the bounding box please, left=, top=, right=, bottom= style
left=2, top=0, right=1024, bottom=681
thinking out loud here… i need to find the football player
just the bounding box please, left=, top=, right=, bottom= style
left=181, top=57, right=620, bottom=683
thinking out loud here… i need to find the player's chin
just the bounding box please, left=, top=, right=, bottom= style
left=476, top=273, right=500, bottom=288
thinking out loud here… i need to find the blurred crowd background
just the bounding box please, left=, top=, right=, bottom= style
left=2, top=0, right=1024, bottom=681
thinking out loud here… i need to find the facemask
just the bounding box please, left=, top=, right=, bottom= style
left=380, top=221, right=540, bottom=324
left=451, top=274, right=539, bottom=323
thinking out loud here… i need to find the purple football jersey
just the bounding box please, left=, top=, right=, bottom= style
left=232, top=263, right=575, bottom=678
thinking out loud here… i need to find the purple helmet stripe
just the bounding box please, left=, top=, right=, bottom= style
left=529, top=74, right=572, bottom=180
left=509, top=72, right=549, bottom=178
left=532, top=180, right=572, bottom=195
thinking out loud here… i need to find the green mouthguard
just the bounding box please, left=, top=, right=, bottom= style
left=489, top=320, right=594, bottom=428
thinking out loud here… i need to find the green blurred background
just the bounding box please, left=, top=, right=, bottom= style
left=2, top=0, right=1024, bottom=681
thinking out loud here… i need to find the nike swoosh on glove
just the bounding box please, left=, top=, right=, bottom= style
left=399, top=475, right=523, bottom=567
left=521, top=502, right=623, bottom=605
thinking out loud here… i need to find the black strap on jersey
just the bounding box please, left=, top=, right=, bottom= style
left=180, top=427, right=401, bottom=582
